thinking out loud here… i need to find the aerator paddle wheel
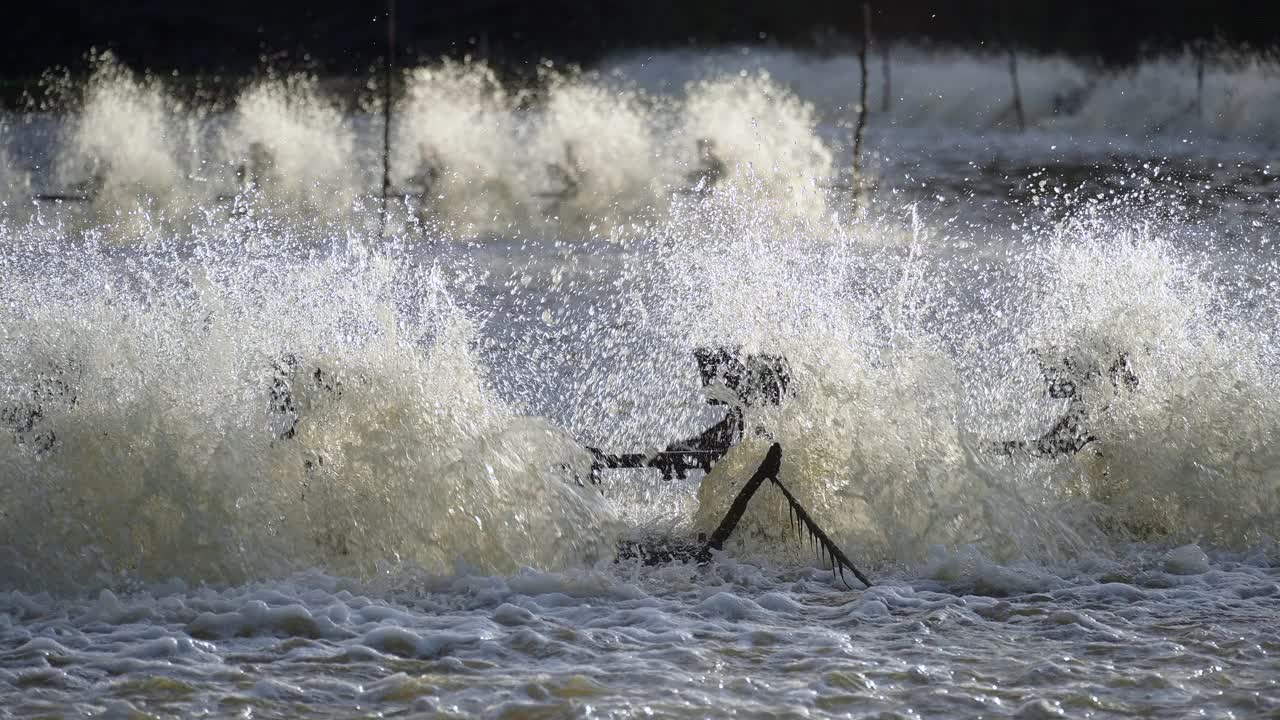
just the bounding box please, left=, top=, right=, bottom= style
left=589, top=348, right=872, bottom=588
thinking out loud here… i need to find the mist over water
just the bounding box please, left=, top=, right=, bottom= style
left=1, top=46, right=1279, bottom=718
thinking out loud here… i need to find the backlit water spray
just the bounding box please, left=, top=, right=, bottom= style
left=1, top=46, right=1278, bottom=718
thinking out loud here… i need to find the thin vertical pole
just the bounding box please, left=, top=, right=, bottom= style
left=880, top=40, right=891, bottom=113
left=1008, top=47, right=1025, bottom=132
left=1194, top=41, right=1205, bottom=126
left=853, top=2, right=871, bottom=193
left=380, top=0, right=396, bottom=238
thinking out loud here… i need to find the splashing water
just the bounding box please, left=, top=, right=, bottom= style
left=394, top=60, right=532, bottom=232
left=528, top=70, right=668, bottom=226
left=1, top=45, right=1279, bottom=719
left=0, top=135, right=29, bottom=223
left=54, top=53, right=191, bottom=232
left=682, top=72, right=834, bottom=218
left=2, top=43, right=1277, bottom=580
left=223, top=74, right=359, bottom=225
left=1019, top=227, right=1280, bottom=547
left=0, top=248, right=617, bottom=591
left=662, top=190, right=1280, bottom=572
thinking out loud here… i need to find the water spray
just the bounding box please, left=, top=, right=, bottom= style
left=380, top=0, right=396, bottom=239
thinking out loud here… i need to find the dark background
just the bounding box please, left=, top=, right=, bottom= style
left=3, top=1, right=1278, bottom=86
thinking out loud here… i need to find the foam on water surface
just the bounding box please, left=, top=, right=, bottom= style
left=0, top=550, right=1277, bottom=717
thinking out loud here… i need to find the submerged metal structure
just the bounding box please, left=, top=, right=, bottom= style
left=697, top=443, right=874, bottom=589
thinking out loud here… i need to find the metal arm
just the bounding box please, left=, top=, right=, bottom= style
left=588, top=408, right=743, bottom=481
left=695, top=443, right=872, bottom=588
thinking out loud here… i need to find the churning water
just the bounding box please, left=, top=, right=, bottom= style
left=1, top=47, right=1279, bottom=717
